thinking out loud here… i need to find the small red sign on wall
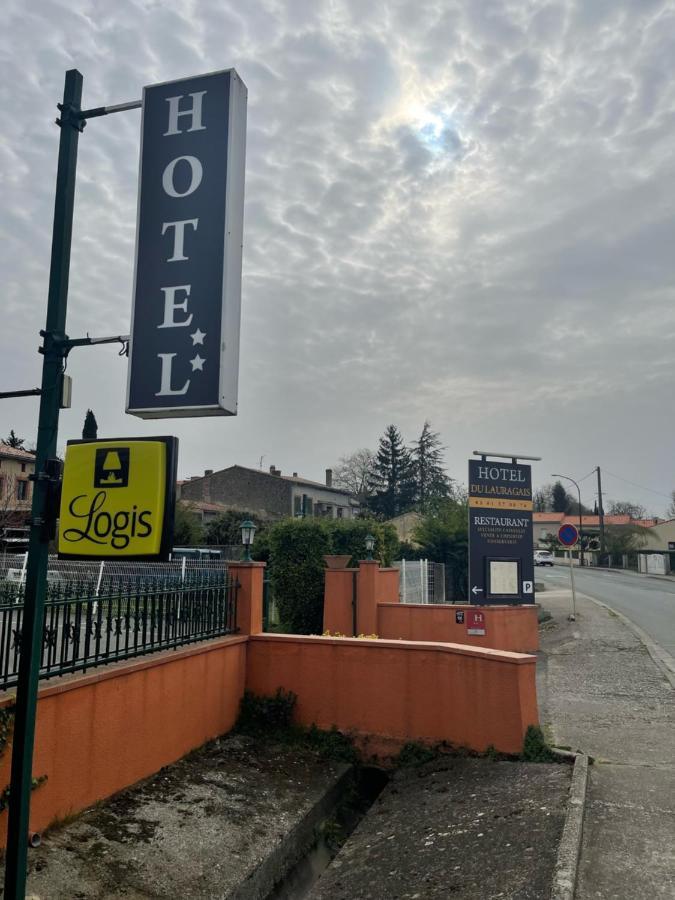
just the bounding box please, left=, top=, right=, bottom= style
left=467, top=610, right=486, bottom=636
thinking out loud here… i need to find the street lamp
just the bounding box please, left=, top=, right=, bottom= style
left=240, top=520, right=256, bottom=562
left=364, top=533, right=375, bottom=561
left=551, top=473, right=584, bottom=568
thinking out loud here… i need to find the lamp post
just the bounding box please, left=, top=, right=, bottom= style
left=365, top=533, right=375, bottom=561
left=552, top=473, right=584, bottom=568
left=240, top=520, right=256, bottom=562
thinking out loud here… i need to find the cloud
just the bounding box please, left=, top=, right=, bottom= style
left=1, top=0, right=674, bottom=514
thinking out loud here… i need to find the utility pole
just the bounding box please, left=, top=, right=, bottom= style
left=4, top=69, right=83, bottom=899
left=596, top=466, right=606, bottom=561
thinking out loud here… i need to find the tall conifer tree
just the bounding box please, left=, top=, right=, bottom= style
left=367, top=425, right=416, bottom=519
left=412, top=421, right=450, bottom=512
left=82, top=409, right=98, bottom=440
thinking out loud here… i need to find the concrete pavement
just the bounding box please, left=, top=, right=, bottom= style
left=539, top=564, right=675, bottom=660
left=538, top=588, right=675, bottom=898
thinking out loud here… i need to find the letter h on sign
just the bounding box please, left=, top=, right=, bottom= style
left=126, top=70, right=247, bottom=418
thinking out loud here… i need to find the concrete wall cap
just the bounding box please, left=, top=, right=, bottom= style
left=249, top=633, right=536, bottom=663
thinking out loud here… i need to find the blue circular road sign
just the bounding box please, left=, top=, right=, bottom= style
left=558, top=523, right=579, bottom=547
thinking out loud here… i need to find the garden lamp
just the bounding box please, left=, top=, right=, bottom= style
left=240, top=520, right=256, bottom=561
left=365, top=533, right=375, bottom=561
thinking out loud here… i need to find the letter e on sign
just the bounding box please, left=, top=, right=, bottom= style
left=126, top=70, right=247, bottom=419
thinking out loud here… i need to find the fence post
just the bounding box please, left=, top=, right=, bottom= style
left=401, top=559, right=406, bottom=603
left=228, top=562, right=265, bottom=635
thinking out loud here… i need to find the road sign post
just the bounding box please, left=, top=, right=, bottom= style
left=558, top=523, right=579, bottom=621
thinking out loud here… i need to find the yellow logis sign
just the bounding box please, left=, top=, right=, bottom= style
left=58, top=437, right=177, bottom=559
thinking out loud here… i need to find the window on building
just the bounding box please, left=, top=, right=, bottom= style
left=337, top=507, right=343, bottom=519
left=294, top=495, right=302, bottom=517
left=17, top=481, right=28, bottom=501
left=21, top=463, right=26, bottom=473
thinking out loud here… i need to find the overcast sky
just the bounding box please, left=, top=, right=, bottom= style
left=2, top=0, right=674, bottom=515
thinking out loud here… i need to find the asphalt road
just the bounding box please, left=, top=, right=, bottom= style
left=539, top=565, right=675, bottom=661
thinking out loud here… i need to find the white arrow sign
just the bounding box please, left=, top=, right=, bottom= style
left=471, top=586, right=483, bottom=596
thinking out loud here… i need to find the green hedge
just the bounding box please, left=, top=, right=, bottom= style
left=268, top=518, right=400, bottom=634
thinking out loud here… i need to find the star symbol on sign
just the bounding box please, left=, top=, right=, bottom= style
left=190, top=328, right=206, bottom=345
left=190, top=354, right=205, bottom=372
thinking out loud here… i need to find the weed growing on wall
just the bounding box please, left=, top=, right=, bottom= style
left=235, top=690, right=359, bottom=764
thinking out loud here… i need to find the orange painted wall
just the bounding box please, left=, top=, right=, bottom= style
left=0, top=636, right=247, bottom=844
left=376, top=568, right=400, bottom=603
left=377, top=603, right=539, bottom=653
left=246, top=634, right=538, bottom=754
left=323, top=568, right=356, bottom=635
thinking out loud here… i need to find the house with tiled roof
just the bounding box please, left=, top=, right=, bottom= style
left=533, top=511, right=658, bottom=548
left=179, top=464, right=360, bottom=521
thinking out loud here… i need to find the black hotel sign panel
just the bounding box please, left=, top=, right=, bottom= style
left=127, top=69, right=247, bottom=418
left=468, top=460, right=534, bottom=605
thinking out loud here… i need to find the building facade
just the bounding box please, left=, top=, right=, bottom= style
left=0, top=443, right=35, bottom=529
left=179, top=465, right=359, bottom=521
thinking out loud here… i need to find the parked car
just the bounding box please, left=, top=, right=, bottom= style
left=534, top=550, right=555, bottom=567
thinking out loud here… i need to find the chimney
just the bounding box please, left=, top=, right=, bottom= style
left=269, top=465, right=281, bottom=476
left=325, top=468, right=333, bottom=487
left=292, top=472, right=298, bottom=478
left=204, top=469, right=213, bottom=477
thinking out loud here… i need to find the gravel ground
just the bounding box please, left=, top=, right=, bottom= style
left=309, top=756, right=571, bottom=900
left=11, top=734, right=348, bottom=900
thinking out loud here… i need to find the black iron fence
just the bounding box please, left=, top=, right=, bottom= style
left=0, top=572, right=239, bottom=691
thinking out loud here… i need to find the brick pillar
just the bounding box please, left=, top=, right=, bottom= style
left=356, top=560, right=380, bottom=636
left=229, top=562, right=265, bottom=635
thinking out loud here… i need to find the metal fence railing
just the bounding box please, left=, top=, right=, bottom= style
left=394, top=560, right=446, bottom=604
left=0, top=554, right=232, bottom=605
left=0, top=572, right=239, bottom=691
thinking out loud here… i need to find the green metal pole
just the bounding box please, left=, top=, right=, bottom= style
left=4, top=68, right=83, bottom=899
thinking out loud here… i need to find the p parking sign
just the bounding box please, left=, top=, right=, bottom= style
left=58, top=437, right=178, bottom=559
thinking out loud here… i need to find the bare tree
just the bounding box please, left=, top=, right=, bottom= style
left=607, top=500, right=647, bottom=520
left=666, top=490, right=675, bottom=519
left=332, top=448, right=375, bottom=499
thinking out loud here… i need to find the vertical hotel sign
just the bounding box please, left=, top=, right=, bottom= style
left=127, top=69, right=247, bottom=418
left=468, top=460, right=535, bottom=605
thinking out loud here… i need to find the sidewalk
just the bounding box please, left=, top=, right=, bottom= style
left=538, top=589, right=675, bottom=898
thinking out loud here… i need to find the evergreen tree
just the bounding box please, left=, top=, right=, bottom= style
left=412, top=421, right=450, bottom=512
left=4, top=430, right=24, bottom=449
left=82, top=409, right=98, bottom=440
left=552, top=481, right=570, bottom=513
left=366, top=425, right=416, bottom=519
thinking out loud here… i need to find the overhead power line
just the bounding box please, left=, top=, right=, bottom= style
left=601, top=468, right=673, bottom=502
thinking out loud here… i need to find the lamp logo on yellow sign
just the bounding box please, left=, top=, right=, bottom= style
left=58, top=437, right=178, bottom=560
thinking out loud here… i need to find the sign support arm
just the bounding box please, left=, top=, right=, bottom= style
left=4, top=68, right=83, bottom=900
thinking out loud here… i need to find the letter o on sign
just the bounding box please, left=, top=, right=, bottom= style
left=162, top=155, right=203, bottom=198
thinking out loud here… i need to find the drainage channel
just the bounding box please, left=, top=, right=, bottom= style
left=266, top=766, right=389, bottom=900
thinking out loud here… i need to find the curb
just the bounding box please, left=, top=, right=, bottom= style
left=551, top=751, right=589, bottom=900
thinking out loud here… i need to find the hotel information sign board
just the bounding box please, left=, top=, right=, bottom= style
left=58, top=437, right=178, bottom=560
left=126, top=69, right=247, bottom=418
left=468, top=459, right=534, bottom=605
